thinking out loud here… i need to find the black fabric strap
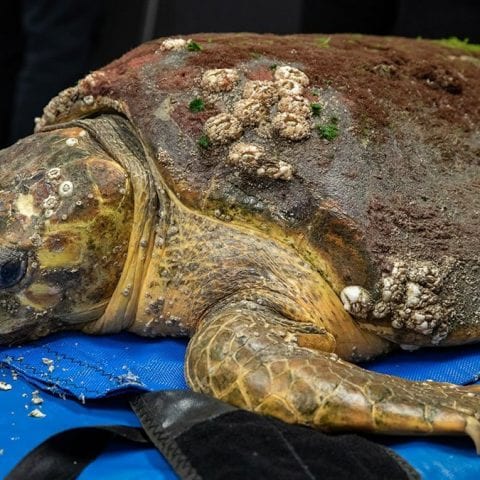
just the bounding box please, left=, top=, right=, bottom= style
left=130, top=390, right=238, bottom=480
left=131, top=391, right=419, bottom=480
left=6, top=425, right=148, bottom=480
left=7, top=390, right=420, bottom=480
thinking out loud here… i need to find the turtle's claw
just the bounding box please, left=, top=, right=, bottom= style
left=466, top=417, right=480, bottom=454
left=464, top=384, right=480, bottom=394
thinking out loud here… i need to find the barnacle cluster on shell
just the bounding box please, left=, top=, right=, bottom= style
left=275, top=79, right=305, bottom=97
left=277, top=95, right=312, bottom=117
left=372, top=260, right=452, bottom=344
left=243, top=80, right=278, bottom=106
left=233, top=99, right=269, bottom=126
left=160, top=38, right=188, bottom=51
left=204, top=113, right=243, bottom=144
left=274, top=65, right=310, bottom=86
left=156, top=36, right=204, bottom=55
left=227, top=142, right=265, bottom=168
left=227, top=143, right=293, bottom=180
left=199, top=65, right=317, bottom=180
left=272, top=112, right=311, bottom=141
left=201, top=68, right=240, bottom=93
left=259, top=161, right=293, bottom=181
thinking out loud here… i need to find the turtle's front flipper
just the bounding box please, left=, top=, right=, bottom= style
left=186, top=301, right=480, bottom=452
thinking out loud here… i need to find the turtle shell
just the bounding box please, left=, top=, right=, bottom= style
left=36, top=34, right=480, bottom=344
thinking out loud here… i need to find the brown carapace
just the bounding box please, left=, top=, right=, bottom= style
left=0, top=34, right=479, bottom=450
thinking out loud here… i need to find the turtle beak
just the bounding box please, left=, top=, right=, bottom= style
left=0, top=322, right=36, bottom=345
left=0, top=300, right=43, bottom=346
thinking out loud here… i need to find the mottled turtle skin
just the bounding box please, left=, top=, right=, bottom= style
left=1, top=34, right=480, bottom=449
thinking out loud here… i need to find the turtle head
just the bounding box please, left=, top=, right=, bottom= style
left=0, top=125, right=134, bottom=344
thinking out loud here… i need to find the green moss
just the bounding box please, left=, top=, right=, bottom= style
left=316, top=119, right=339, bottom=141
left=197, top=135, right=211, bottom=149
left=189, top=98, right=205, bottom=113
left=434, top=37, right=480, bottom=54
left=315, top=36, right=331, bottom=48
left=187, top=40, right=202, bottom=52
left=269, top=64, right=278, bottom=71
left=310, top=103, right=322, bottom=116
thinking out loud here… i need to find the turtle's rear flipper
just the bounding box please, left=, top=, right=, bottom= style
left=185, top=301, right=480, bottom=453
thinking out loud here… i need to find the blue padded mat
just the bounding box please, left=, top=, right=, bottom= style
left=0, top=365, right=177, bottom=479
left=1, top=332, right=480, bottom=479
left=0, top=333, right=188, bottom=399
left=364, top=344, right=480, bottom=385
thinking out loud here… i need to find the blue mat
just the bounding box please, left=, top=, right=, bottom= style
left=1, top=332, right=480, bottom=479
left=0, top=333, right=187, bottom=399
left=0, top=364, right=176, bottom=479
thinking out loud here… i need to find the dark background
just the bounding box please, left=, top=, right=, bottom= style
left=1, top=0, right=479, bottom=147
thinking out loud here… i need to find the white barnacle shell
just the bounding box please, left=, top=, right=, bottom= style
left=233, top=98, right=269, bottom=126
left=277, top=95, right=312, bottom=117
left=242, top=80, right=278, bottom=106
left=272, top=112, right=311, bottom=141
left=271, top=161, right=293, bottom=181
left=159, top=38, right=188, bottom=51
left=83, top=95, right=95, bottom=105
left=405, top=282, right=422, bottom=307
left=228, top=142, right=265, bottom=167
left=256, top=160, right=294, bottom=181
left=340, top=286, right=372, bottom=319
left=81, top=71, right=106, bottom=89
left=201, top=68, right=240, bottom=93
left=204, top=113, right=243, bottom=144
left=275, top=79, right=305, bottom=97
left=42, top=195, right=58, bottom=210
left=58, top=181, right=74, bottom=197
left=46, top=167, right=61, bottom=180
left=274, top=65, right=310, bottom=87
left=65, top=137, right=78, bottom=147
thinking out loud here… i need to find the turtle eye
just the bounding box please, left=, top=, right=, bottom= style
left=0, top=253, right=27, bottom=289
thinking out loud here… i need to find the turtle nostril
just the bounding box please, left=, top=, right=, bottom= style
left=0, top=251, right=27, bottom=289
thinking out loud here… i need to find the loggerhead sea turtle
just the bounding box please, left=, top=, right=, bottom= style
left=0, top=34, right=480, bottom=449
